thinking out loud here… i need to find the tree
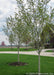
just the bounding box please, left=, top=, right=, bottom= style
left=3, top=0, right=54, bottom=73
left=4, top=13, right=24, bottom=63
left=16, top=0, right=53, bottom=75
left=11, top=12, right=24, bottom=62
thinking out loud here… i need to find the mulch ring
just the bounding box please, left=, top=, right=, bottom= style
left=8, top=62, right=28, bottom=66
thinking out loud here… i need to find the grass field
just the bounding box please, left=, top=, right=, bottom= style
left=0, top=48, right=37, bottom=51
left=0, top=54, right=54, bottom=75
left=46, top=50, right=53, bottom=52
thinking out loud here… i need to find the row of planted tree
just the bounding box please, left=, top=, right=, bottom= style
left=3, top=0, right=54, bottom=75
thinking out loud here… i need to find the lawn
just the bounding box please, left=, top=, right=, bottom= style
left=0, top=54, right=54, bottom=75
left=46, top=50, right=54, bottom=52
left=0, top=48, right=37, bottom=51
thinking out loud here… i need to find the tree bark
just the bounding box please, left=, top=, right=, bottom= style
left=17, top=41, right=20, bottom=63
left=38, top=50, right=40, bottom=75
left=17, top=46, right=19, bottom=63
left=11, top=43, right=12, bottom=50
left=26, top=42, right=28, bottom=49
left=37, top=38, right=40, bottom=75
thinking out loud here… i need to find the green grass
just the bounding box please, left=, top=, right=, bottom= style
left=0, top=54, right=54, bottom=75
left=0, top=48, right=37, bottom=51
left=46, top=50, right=54, bottom=52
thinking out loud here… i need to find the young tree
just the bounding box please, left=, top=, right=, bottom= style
left=16, top=0, right=53, bottom=74
left=3, top=0, right=54, bottom=73
left=12, top=12, right=25, bottom=62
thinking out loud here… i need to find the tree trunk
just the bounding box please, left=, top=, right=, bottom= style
left=37, top=39, right=41, bottom=75
left=17, top=41, right=20, bottom=63
left=26, top=42, right=28, bottom=49
left=17, top=46, right=20, bottom=63
left=34, top=41, right=37, bottom=49
left=38, top=50, right=40, bottom=75
left=11, top=43, right=12, bottom=50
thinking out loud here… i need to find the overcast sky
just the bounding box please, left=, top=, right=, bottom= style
left=0, top=0, right=54, bottom=45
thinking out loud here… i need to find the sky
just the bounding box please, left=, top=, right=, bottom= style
left=0, top=0, right=54, bottom=45
left=0, top=0, right=17, bottom=45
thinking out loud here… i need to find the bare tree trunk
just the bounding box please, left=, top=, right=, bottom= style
left=37, top=38, right=41, bottom=75
left=17, top=41, right=20, bottom=63
left=17, top=46, right=19, bottom=62
left=26, top=42, right=27, bottom=49
left=10, top=43, right=13, bottom=50
left=38, top=50, right=40, bottom=75
left=11, top=43, right=12, bottom=50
